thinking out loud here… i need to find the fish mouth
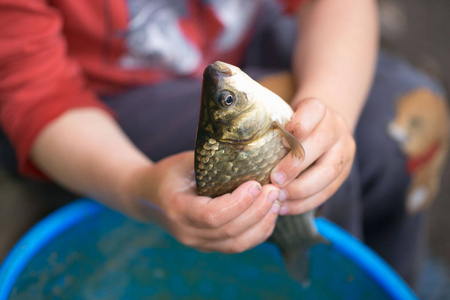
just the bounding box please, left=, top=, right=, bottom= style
left=203, top=61, right=233, bottom=85
left=209, top=61, right=233, bottom=76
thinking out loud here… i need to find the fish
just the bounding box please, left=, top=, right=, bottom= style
left=194, top=61, right=328, bottom=284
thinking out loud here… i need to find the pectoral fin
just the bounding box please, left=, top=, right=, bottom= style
left=273, top=121, right=305, bottom=161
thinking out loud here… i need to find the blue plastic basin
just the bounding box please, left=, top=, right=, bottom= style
left=0, top=199, right=417, bottom=299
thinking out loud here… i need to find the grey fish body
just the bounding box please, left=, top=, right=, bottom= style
left=195, top=61, right=328, bottom=283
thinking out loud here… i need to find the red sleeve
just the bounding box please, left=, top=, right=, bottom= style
left=0, top=0, right=113, bottom=179
left=277, top=0, right=309, bottom=14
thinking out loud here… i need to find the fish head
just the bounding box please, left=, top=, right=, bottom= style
left=199, top=61, right=270, bottom=143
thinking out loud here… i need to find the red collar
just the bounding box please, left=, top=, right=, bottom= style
left=406, top=142, right=441, bottom=174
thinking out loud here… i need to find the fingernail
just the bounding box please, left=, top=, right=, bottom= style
left=272, top=171, right=286, bottom=186
left=279, top=206, right=290, bottom=215
left=271, top=203, right=281, bottom=214
left=279, top=190, right=288, bottom=201
left=249, top=184, right=262, bottom=197
left=268, top=190, right=280, bottom=203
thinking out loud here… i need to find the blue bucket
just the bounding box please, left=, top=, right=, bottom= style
left=0, top=199, right=417, bottom=299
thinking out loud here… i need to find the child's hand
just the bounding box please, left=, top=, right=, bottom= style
left=128, top=152, right=282, bottom=253
left=270, top=98, right=356, bottom=215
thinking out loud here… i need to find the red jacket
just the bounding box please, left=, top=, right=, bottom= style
left=0, top=0, right=305, bottom=177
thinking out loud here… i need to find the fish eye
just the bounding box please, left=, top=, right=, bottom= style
left=218, top=91, right=235, bottom=107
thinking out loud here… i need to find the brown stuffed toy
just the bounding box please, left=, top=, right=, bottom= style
left=388, top=88, right=449, bottom=214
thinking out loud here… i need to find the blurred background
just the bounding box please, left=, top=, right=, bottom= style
left=377, top=0, right=450, bottom=294
left=1, top=0, right=450, bottom=298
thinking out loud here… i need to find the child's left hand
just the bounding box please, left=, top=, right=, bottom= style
left=270, top=97, right=356, bottom=215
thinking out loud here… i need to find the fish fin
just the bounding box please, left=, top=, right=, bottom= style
left=272, top=211, right=330, bottom=286
left=272, top=121, right=305, bottom=161
left=282, top=234, right=330, bottom=287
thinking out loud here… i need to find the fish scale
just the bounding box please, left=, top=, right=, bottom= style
left=195, top=129, right=287, bottom=198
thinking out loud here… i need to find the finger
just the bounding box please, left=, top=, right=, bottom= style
left=286, top=98, right=326, bottom=141
left=280, top=158, right=353, bottom=215
left=271, top=115, right=337, bottom=187
left=195, top=184, right=282, bottom=241
left=198, top=204, right=278, bottom=253
left=283, top=138, right=355, bottom=201
left=163, top=181, right=263, bottom=248
left=181, top=180, right=264, bottom=229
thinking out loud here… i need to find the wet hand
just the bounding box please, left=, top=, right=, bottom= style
left=129, top=152, right=282, bottom=253
left=270, top=98, right=356, bottom=215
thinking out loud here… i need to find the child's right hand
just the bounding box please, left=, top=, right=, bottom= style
left=126, top=151, right=282, bottom=253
